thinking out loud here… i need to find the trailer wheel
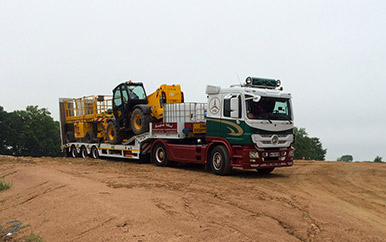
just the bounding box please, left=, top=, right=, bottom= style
left=70, top=145, right=78, bottom=158
left=91, top=146, right=99, bottom=159
left=106, top=122, right=123, bottom=144
left=257, top=168, right=274, bottom=175
left=131, top=108, right=150, bottom=135
left=64, top=147, right=71, bottom=157
left=209, top=145, right=232, bottom=176
left=80, top=146, right=88, bottom=159
left=152, top=143, right=169, bottom=167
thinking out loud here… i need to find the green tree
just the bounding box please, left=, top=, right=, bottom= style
left=293, top=127, right=327, bottom=160
left=337, top=155, right=353, bottom=162
left=0, top=105, right=61, bottom=157
left=0, top=106, right=8, bottom=154
left=374, top=156, right=383, bottom=162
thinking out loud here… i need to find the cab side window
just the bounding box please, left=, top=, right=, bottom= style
left=224, top=99, right=231, bottom=117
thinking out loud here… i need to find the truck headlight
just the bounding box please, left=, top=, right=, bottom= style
left=289, top=149, right=295, bottom=157
left=249, top=151, right=259, bottom=158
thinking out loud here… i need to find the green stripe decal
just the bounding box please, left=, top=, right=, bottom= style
left=206, top=118, right=244, bottom=136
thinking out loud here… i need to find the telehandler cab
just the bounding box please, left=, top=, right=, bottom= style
left=106, top=81, right=151, bottom=143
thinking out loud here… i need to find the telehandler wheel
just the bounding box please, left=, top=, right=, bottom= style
left=106, top=122, right=123, bottom=144
left=131, top=108, right=150, bottom=135
left=257, top=168, right=275, bottom=175
left=209, top=145, right=232, bottom=176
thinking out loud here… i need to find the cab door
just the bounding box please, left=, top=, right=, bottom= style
left=112, top=84, right=125, bottom=128
left=222, top=94, right=244, bottom=144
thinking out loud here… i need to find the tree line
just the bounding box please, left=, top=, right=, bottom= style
left=0, top=105, right=61, bottom=157
left=292, top=127, right=326, bottom=160
left=337, top=154, right=383, bottom=162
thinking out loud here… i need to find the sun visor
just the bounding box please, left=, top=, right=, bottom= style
left=206, top=85, right=221, bottom=94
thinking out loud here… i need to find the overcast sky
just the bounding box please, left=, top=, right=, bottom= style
left=1, top=0, right=385, bottom=161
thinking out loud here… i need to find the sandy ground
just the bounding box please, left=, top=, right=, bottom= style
left=0, top=155, right=385, bottom=242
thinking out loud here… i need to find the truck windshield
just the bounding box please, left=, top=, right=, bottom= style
left=127, top=85, right=147, bottom=100
left=245, top=96, right=291, bottom=121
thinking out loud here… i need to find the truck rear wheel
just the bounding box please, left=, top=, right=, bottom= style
left=152, top=143, right=169, bottom=167
left=210, top=145, right=232, bottom=176
left=106, top=122, right=123, bottom=144
left=131, top=108, right=150, bottom=135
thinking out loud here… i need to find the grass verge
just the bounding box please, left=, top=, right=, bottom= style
left=24, top=233, right=44, bottom=242
left=0, top=180, right=11, bottom=191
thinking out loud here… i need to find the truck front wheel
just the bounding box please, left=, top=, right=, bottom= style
left=209, top=145, right=232, bottom=176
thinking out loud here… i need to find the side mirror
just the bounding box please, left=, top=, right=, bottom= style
left=253, top=96, right=261, bottom=102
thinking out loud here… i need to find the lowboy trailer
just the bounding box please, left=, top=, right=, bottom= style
left=60, top=77, right=295, bottom=175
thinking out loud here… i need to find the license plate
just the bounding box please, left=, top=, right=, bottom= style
left=270, top=152, right=280, bottom=157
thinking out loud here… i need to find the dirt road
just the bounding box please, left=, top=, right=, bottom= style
left=0, top=156, right=385, bottom=241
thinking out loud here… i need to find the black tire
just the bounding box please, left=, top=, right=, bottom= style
left=152, top=143, right=169, bottom=167
left=85, top=131, right=96, bottom=143
left=70, top=145, right=78, bottom=158
left=64, top=148, right=71, bottom=157
left=209, top=145, right=232, bottom=176
left=80, top=146, right=88, bottom=159
left=106, top=122, right=123, bottom=144
left=257, top=168, right=275, bottom=175
left=130, top=108, right=150, bottom=135
left=66, top=131, right=76, bottom=143
left=91, top=146, right=99, bottom=159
